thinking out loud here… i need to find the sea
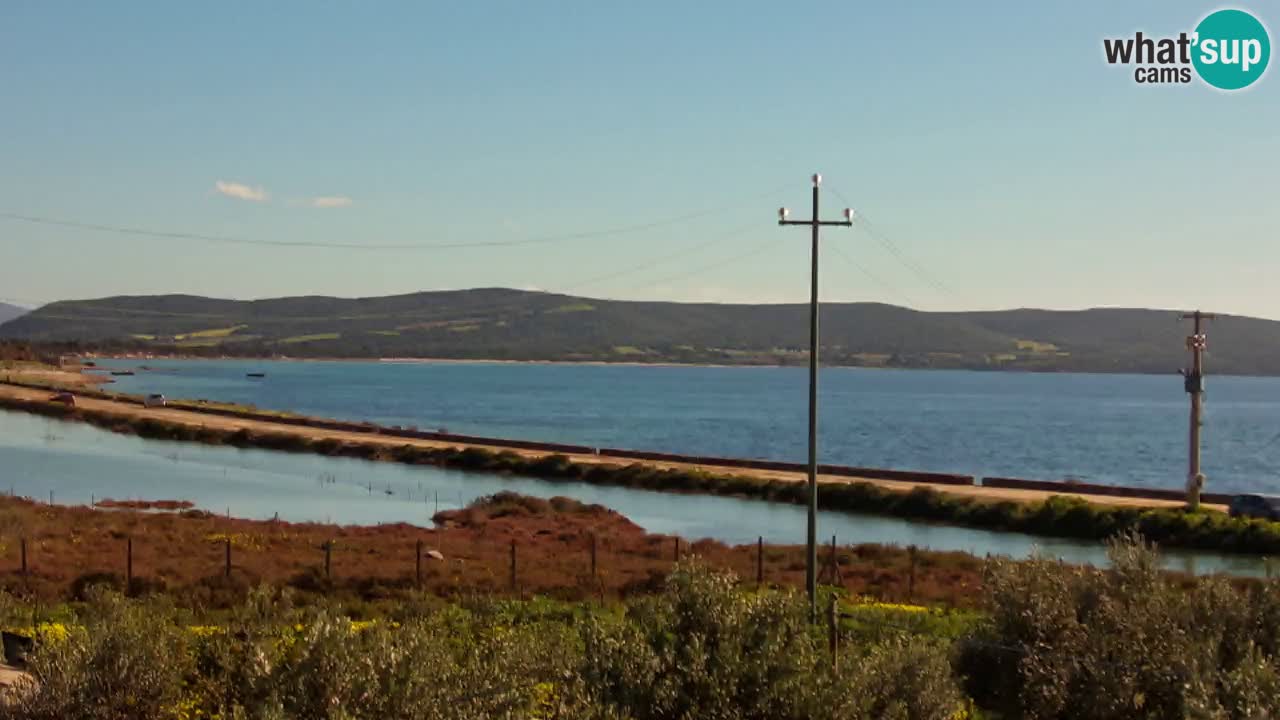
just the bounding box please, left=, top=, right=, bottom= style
left=93, top=358, right=1280, bottom=494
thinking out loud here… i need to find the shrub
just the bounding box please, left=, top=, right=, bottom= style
left=189, top=596, right=591, bottom=719
left=69, top=571, right=125, bottom=600
left=0, top=588, right=193, bottom=720
left=960, top=532, right=1280, bottom=719
left=579, top=560, right=964, bottom=720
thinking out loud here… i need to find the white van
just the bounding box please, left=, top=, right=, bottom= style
left=144, top=394, right=166, bottom=408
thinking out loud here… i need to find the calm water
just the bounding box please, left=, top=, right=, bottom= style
left=0, top=409, right=1264, bottom=576
left=96, top=358, right=1280, bottom=492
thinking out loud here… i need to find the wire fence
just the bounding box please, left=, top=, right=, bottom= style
left=0, top=517, right=954, bottom=611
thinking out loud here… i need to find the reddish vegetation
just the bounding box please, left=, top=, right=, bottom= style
left=0, top=492, right=987, bottom=608
left=93, top=499, right=195, bottom=511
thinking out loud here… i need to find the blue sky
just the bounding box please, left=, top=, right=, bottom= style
left=1, top=1, right=1276, bottom=317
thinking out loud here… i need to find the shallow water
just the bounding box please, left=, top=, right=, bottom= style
left=0, top=409, right=1266, bottom=577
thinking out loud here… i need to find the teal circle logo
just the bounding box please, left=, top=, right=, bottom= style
left=1192, top=9, right=1270, bottom=90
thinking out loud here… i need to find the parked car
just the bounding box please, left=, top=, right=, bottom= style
left=48, top=391, right=75, bottom=407
left=144, top=393, right=166, bottom=408
left=1227, top=493, right=1280, bottom=521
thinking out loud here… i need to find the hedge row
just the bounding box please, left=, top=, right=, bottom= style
left=4, top=394, right=1280, bottom=555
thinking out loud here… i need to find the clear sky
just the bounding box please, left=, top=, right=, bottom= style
left=1, top=1, right=1276, bottom=317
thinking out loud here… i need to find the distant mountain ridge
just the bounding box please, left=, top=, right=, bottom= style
left=0, top=302, right=27, bottom=326
left=1, top=288, right=1276, bottom=375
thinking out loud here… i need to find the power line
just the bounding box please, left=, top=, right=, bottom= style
left=1, top=223, right=776, bottom=321
left=620, top=233, right=784, bottom=293
left=559, top=221, right=762, bottom=293
left=824, top=187, right=961, bottom=302
left=825, top=243, right=919, bottom=310
left=856, top=216, right=958, bottom=298
left=0, top=183, right=792, bottom=253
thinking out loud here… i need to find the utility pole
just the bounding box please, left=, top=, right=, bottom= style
left=778, top=173, right=854, bottom=621
left=1180, top=310, right=1215, bottom=509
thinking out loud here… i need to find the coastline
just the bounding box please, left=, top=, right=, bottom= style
left=89, top=353, right=789, bottom=370
left=7, top=378, right=1277, bottom=558
left=72, top=353, right=1212, bottom=377
left=73, top=352, right=1276, bottom=377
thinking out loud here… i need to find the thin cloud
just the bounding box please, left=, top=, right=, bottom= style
left=308, top=196, right=353, bottom=209
left=214, top=180, right=268, bottom=202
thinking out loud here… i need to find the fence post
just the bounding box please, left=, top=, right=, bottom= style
left=590, top=533, right=597, bottom=579
left=828, top=593, right=839, bottom=671
left=509, top=539, right=517, bottom=592
left=324, top=541, right=332, bottom=579
left=415, top=539, right=423, bottom=588
left=224, top=537, right=231, bottom=578
left=825, top=534, right=839, bottom=586
left=674, top=537, right=680, bottom=562
left=908, top=545, right=917, bottom=602
left=20, top=538, right=27, bottom=578
left=126, top=537, right=133, bottom=586
left=757, top=536, right=764, bottom=588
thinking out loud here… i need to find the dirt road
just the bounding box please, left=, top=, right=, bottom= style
left=0, top=380, right=1221, bottom=512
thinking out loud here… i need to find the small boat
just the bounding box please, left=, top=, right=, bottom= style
left=246, top=372, right=266, bottom=378
left=110, top=371, right=134, bottom=376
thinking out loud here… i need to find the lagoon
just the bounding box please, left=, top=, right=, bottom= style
left=0, top=408, right=1266, bottom=577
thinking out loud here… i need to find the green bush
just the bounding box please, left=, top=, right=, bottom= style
left=579, top=561, right=964, bottom=720
left=960, top=532, right=1280, bottom=719
left=0, top=588, right=193, bottom=720
left=3, top=565, right=967, bottom=719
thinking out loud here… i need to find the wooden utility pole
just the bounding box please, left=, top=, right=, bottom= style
left=1180, top=310, right=1215, bottom=508
left=778, top=174, right=854, bottom=622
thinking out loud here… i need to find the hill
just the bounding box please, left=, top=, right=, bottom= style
left=0, top=302, right=27, bottom=326
left=0, top=288, right=1275, bottom=374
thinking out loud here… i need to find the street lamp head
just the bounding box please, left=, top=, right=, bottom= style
left=811, top=173, right=822, bottom=187
left=843, top=208, right=855, bottom=223
left=778, top=207, right=790, bottom=221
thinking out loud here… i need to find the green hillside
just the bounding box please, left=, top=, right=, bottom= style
left=0, top=289, right=1273, bottom=374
